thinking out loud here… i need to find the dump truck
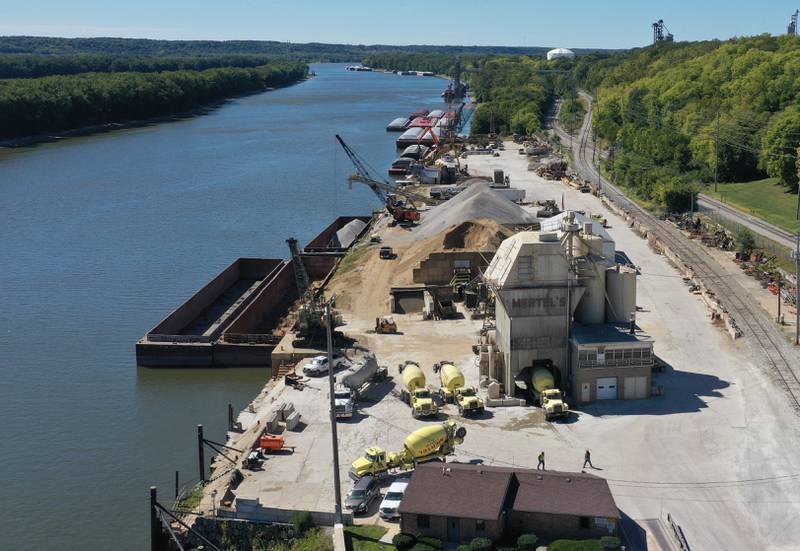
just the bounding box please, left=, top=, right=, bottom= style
left=530, top=367, right=569, bottom=421
left=435, top=362, right=485, bottom=416
left=375, top=316, right=397, bottom=334
left=349, top=421, right=467, bottom=479
left=398, top=361, right=438, bottom=418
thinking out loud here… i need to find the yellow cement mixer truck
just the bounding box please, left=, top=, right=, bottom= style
left=530, top=366, right=569, bottom=421
left=398, top=361, right=438, bottom=418
left=349, top=421, right=467, bottom=479
left=435, top=361, right=485, bottom=416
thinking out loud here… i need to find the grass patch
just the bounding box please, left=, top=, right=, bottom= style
left=175, top=485, right=203, bottom=510
left=344, top=524, right=392, bottom=550
left=267, top=527, right=333, bottom=551
left=337, top=241, right=372, bottom=274
left=548, top=539, right=603, bottom=551
left=704, top=178, right=800, bottom=234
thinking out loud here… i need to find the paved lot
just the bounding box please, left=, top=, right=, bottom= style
left=226, top=145, right=800, bottom=551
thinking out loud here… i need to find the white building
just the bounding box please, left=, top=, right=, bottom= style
left=546, top=48, right=575, bottom=61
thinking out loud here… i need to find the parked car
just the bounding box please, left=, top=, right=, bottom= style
left=345, top=475, right=381, bottom=515
left=379, top=479, right=409, bottom=519
left=302, top=354, right=348, bottom=376
left=379, top=246, right=395, bottom=259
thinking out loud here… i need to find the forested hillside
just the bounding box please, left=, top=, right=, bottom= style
left=583, top=35, right=800, bottom=203
left=0, top=53, right=280, bottom=79
left=0, top=36, right=603, bottom=60
left=0, top=61, right=307, bottom=140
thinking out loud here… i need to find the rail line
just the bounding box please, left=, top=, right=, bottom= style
left=556, top=96, right=800, bottom=410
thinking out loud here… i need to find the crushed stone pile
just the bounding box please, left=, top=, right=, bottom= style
left=417, top=181, right=537, bottom=239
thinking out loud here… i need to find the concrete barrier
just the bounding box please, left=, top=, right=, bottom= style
left=285, top=411, right=302, bottom=431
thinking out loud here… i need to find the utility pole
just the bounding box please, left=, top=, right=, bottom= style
left=197, top=425, right=205, bottom=483
left=325, top=302, right=343, bottom=524
left=795, top=233, right=799, bottom=345
left=714, top=110, right=720, bottom=193
left=150, top=486, right=160, bottom=551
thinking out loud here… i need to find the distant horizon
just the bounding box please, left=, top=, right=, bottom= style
left=2, top=0, right=799, bottom=50
left=0, top=34, right=626, bottom=52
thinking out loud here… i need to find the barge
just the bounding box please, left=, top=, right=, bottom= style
left=136, top=216, right=371, bottom=368
left=386, top=117, right=410, bottom=131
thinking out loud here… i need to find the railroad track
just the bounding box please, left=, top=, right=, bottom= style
left=557, top=96, right=800, bottom=410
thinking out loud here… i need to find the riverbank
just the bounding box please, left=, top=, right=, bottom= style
left=0, top=77, right=311, bottom=149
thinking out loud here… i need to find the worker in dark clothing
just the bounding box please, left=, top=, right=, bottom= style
left=583, top=449, right=594, bottom=469
left=537, top=451, right=545, bottom=470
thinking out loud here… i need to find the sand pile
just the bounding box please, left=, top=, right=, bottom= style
left=391, top=219, right=513, bottom=286
left=417, top=182, right=537, bottom=239
left=441, top=219, right=513, bottom=250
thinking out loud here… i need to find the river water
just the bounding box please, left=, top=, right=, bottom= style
left=0, top=63, right=444, bottom=550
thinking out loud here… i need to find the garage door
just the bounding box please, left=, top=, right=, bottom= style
left=596, top=377, right=618, bottom=400
left=624, top=376, right=648, bottom=399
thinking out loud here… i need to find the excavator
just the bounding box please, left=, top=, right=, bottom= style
left=335, top=134, right=442, bottom=225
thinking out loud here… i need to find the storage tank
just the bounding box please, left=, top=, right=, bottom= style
left=606, top=267, right=637, bottom=323
left=401, top=364, right=426, bottom=392
left=575, top=261, right=606, bottom=324
left=439, top=363, right=465, bottom=392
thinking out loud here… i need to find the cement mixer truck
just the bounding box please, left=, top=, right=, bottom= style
left=349, top=421, right=467, bottom=480
left=434, top=361, right=485, bottom=416
left=398, top=361, right=438, bottom=418
left=530, top=365, right=568, bottom=421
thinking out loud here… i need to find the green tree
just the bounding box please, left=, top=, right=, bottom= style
left=761, top=107, right=800, bottom=190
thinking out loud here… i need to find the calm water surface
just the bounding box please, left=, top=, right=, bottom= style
left=0, top=63, right=445, bottom=550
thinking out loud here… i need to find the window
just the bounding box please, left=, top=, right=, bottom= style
left=417, top=514, right=430, bottom=529
left=517, top=256, right=533, bottom=279
left=579, top=516, right=590, bottom=529
left=476, top=519, right=486, bottom=532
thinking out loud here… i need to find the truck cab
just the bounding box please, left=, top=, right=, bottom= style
left=455, top=386, right=485, bottom=416
left=334, top=384, right=355, bottom=419
left=350, top=446, right=400, bottom=480
left=541, top=388, right=568, bottom=420
left=411, top=388, right=437, bottom=418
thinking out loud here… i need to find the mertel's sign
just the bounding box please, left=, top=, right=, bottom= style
left=504, top=288, right=568, bottom=317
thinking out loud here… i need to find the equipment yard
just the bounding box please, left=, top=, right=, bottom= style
left=190, top=143, right=800, bottom=551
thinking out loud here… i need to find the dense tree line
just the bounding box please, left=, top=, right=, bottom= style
left=362, top=53, right=491, bottom=75
left=581, top=35, right=800, bottom=204
left=0, top=36, right=611, bottom=60
left=0, top=61, right=307, bottom=140
left=0, top=53, right=283, bottom=79
left=469, top=57, right=555, bottom=135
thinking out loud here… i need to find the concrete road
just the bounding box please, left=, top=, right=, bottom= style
left=696, top=193, right=798, bottom=250
left=466, top=147, right=800, bottom=551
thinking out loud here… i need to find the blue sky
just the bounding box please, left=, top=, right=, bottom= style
left=1, top=0, right=799, bottom=49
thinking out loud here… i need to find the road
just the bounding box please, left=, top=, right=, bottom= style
left=696, top=193, right=797, bottom=250
left=552, top=94, right=800, bottom=410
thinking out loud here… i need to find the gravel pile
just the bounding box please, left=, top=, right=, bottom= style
left=417, top=181, right=537, bottom=239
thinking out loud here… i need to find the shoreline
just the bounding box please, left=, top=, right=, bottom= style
left=0, top=76, right=311, bottom=149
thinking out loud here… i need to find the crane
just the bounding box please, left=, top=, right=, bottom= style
left=335, top=134, right=441, bottom=224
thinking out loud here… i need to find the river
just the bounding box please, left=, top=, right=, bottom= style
left=0, top=63, right=445, bottom=550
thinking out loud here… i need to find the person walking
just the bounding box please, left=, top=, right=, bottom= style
left=537, top=451, right=545, bottom=470
left=583, top=449, right=593, bottom=469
